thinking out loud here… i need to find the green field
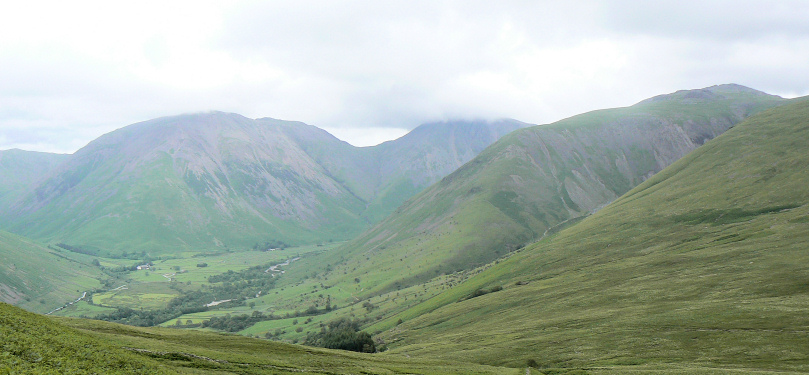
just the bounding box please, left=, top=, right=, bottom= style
left=53, top=244, right=336, bottom=319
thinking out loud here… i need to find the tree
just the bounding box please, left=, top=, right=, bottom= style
left=303, top=318, right=375, bottom=353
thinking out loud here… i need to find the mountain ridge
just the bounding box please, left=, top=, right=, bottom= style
left=290, top=84, right=786, bottom=298
left=376, top=96, right=809, bottom=371
left=0, top=114, right=524, bottom=254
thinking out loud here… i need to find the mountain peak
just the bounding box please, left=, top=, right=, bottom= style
left=635, top=84, right=779, bottom=106
left=707, top=83, right=777, bottom=96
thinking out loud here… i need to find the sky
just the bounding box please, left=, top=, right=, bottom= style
left=1, top=1, right=808, bottom=153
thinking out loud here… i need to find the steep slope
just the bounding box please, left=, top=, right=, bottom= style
left=0, top=149, right=67, bottom=212
left=379, top=98, right=809, bottom=372
left=281, top=119, right=525, bottom=223
left=2, top=114, right=520, bottom=255
left=362, top=119, right=527, bottom=223
left=4, top=113, right=369, bottom=254
left=0, top=302, right=518, bottom=374
left=0, top=230, right=104, bottom=314
left=297, top=84, right=784, bottom=296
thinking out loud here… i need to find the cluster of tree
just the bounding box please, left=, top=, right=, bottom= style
left=88, top=289, right=214, bottom=326
left=118, top=250, right=150, bottom=260
left=362, top=300, right=376, bottom=312
left=53, top=243, right=152, bottom=260
left=54, top=243, right=99, bottom=256
left=303, top=318, right=376, bottom=353
left=460, top=285, right=503, bottom=301
left=202, top=311, right=271, bottom=332
left=91, top=265, right=280, bottom=326
left=205, top=271, right=278, bottom=299
left=201, top=303, right=332, bottom=332
left=251, top=240, right=289, bottom=251
left=102, top=260, right=154, bottom=273
left=208, top=264, right=272, bottom=283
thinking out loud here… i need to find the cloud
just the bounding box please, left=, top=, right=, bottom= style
left=1, top=1, right=808, bottom=153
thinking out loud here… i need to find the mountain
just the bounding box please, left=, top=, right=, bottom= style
left=0, top=149, right=67, bottom=212
left=0, top=229, right=105, bottom=314
left=377, top=97, right=809, bottom=372
left=279, top=118, right=526, bottom=223
left=1, top=114, right=522, bottom=255
left=293, top=84, right=785, bottom=297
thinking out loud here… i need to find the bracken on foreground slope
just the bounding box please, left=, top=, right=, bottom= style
left=0, top=302, right=519, bottom=374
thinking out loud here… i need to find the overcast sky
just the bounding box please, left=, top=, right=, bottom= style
left=1, top=1, right=808, bottom=153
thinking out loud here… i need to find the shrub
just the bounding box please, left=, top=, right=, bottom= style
left=460, top=285, right=503, bottom=301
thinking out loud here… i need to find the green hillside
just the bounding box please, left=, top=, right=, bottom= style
left=0, top=149, right=67, bottom=212
left=0, top=230, right=105, bottom=314
left=361, top=119, right=528, bottom=223
left=376, top=98, right=809, bottom=372
left=288, top=84, right=785, bottom=299
left=0, top=302, right=518, bottom=374
left=2, top=113, right=369, bottom=255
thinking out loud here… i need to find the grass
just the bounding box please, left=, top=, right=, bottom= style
left=93, top=283, right=180, bottom=310
left=0, top=230, right=106, bottom=314
left=372, top=98, right=809, bottom=372
left=55, top=300, right=116, bottom=318
left=2, top=302, right=521, bottom=374
left=0, top=149, right=67, bottom=213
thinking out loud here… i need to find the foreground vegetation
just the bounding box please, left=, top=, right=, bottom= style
left=2, top=302, right=519, bottom=374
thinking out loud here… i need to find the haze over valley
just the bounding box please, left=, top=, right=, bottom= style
left=2, top=2, right=809, bottom=374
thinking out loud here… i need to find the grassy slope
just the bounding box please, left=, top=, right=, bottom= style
left=3, top=114, right=371, bottom=255
left=287, top=85, right=785, bottom=301
left=360, top=119, right=527, bottom=223
left=1, top=302, right=518, bottom=374
left=0, top=230, right=105, bottom=314
left=0, top=149, right=67, bottom=213
left=376, top=98, right=809, bottom=372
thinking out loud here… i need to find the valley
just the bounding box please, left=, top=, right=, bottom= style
left=1, top=85, right=808, bottom=374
